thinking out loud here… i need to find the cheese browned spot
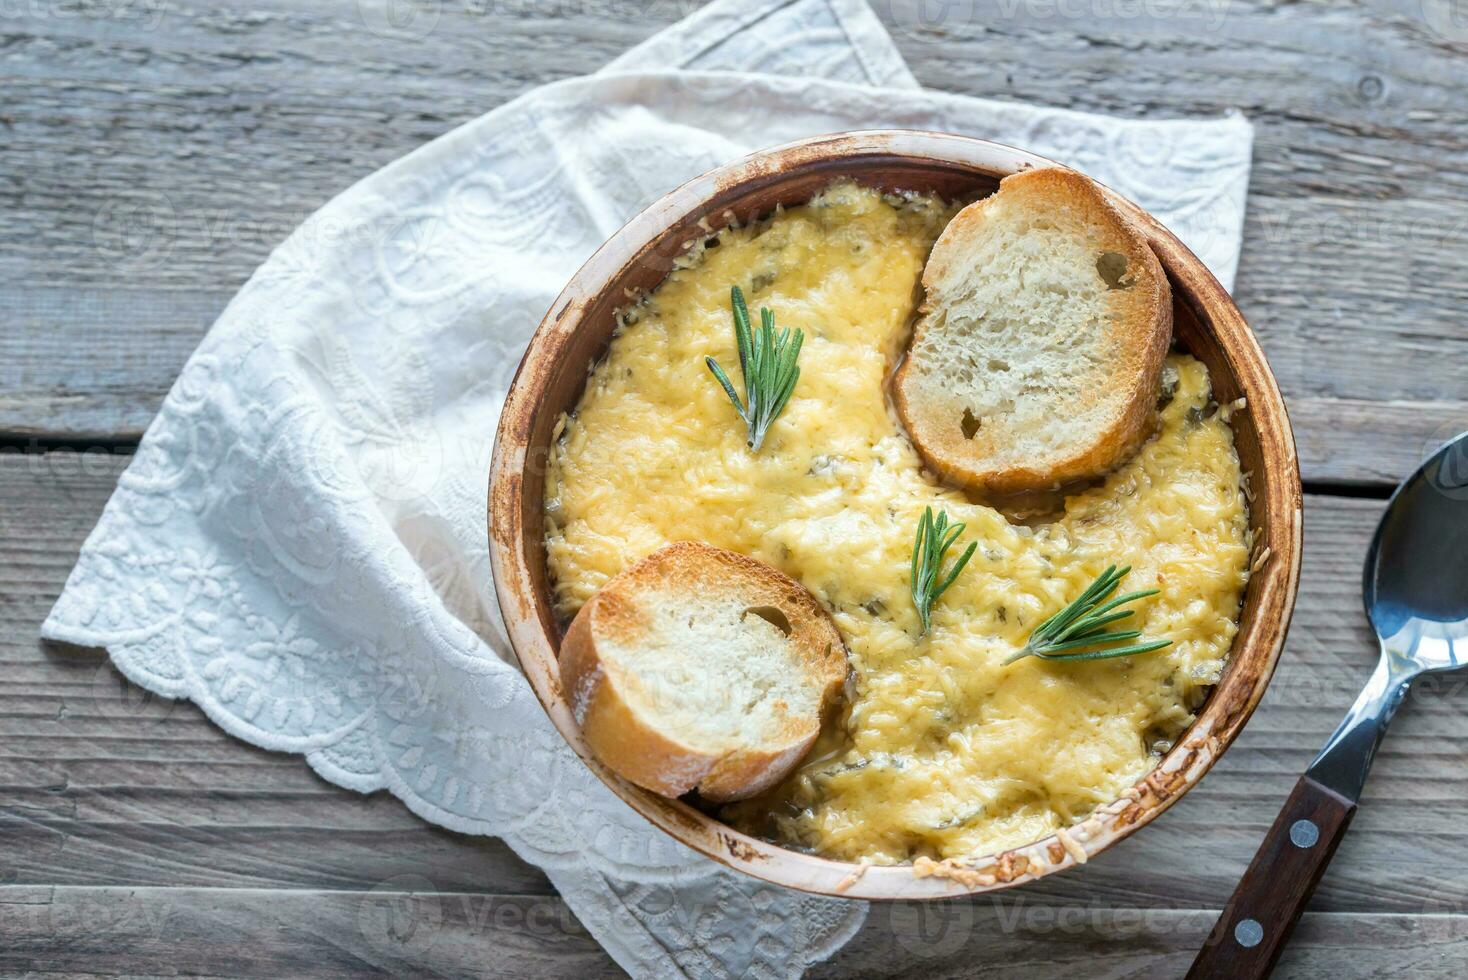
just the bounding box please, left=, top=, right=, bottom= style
left=544, top=182, right=1250, bottom=864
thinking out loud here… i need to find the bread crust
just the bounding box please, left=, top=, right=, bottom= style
left=892, top=167, right=1172, bottom=495
left=558, top=542, right=847, bottom=802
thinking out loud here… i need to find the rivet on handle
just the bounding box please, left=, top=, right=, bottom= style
left=1234, top=918, right=1264, bottom=948
left=1289, top=819, right=1320, bottom=848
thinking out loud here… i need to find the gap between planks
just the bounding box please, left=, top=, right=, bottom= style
left=0, top=444, right=1405, bottom=500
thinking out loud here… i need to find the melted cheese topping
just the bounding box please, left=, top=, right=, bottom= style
left=544, top=182, right=1251, bottom=864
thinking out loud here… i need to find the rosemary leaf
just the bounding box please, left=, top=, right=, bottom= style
left=1005, top=565, right=1171, bottom=665
left=705, top=286, right=804, bottom=451
left=909, top=506, right=978, bottom=636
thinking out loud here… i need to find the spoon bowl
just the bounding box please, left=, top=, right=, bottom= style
left=1365, top=432, right=1468, bottom=669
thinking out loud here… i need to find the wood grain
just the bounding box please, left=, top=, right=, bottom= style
left=1187, top=776, right=1358, bottom=979
left=5, top=451, right=1468, bottom=972
left=0, top=450, right=556, bottom=898
left=5, top=0, right=1467, bottom=972
left=2, top=0, right=1466, bottom=486
left=0, top=886, right=614, bottom=979
left=7, top=885, right=1468, bottom=979
left=816, top=905, right=1468, bottom=979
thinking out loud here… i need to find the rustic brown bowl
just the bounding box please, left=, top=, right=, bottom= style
left=489, top=131, right=1302, bottom=899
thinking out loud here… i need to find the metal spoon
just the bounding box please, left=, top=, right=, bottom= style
left=1189, top=430, right=1468, bottom=979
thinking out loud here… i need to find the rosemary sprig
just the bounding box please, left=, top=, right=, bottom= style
left=909, top=506, right=978, bottom=636
left=1004, top=565, right=1170, bottom=665
left=705, top=286, right=804, bottom=451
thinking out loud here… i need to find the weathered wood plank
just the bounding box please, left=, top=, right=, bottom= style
left=0, top=449, right=561, bottom=897
left=2, top=0, right=1467, bottom=486
left=4, top=884, right=1468, bottom=979
left=890, top=0, right=1468, bottom=475
left=0, top=449, right=1462, bottom=920
left=816, top=905, right=1468, bottom=978
left=0, top=0, right=656, bottom=440
left=0, top=886, right=616, bottom=979
left=7, top=3, right=1465, bottom=974
left=1291, top=395, right=1468, bottom=489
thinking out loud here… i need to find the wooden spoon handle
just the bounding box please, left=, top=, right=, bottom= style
left=1187, top=775, right=1357, bottom=979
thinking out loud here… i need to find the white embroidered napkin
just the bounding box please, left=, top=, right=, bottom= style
left=44, top=1, right=1254, bottom=975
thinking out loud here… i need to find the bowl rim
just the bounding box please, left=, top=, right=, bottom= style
left=489, top=130, right=1303, bottom=900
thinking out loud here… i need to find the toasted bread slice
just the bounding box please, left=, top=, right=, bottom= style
left=559, top=542, right=848, bottom=802
left=893, top=167, right=1172, bottom=495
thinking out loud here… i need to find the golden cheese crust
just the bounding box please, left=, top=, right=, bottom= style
left=544, top=182, right=1250, bottom=863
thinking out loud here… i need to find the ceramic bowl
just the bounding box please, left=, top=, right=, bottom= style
left=489, top=131, right=1302, bottom=899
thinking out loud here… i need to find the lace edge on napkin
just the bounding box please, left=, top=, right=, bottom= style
left=40, top=609, right=869, bottom=980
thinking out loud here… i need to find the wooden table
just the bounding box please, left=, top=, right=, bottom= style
left=3, top=1, right=1466, bottom=975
